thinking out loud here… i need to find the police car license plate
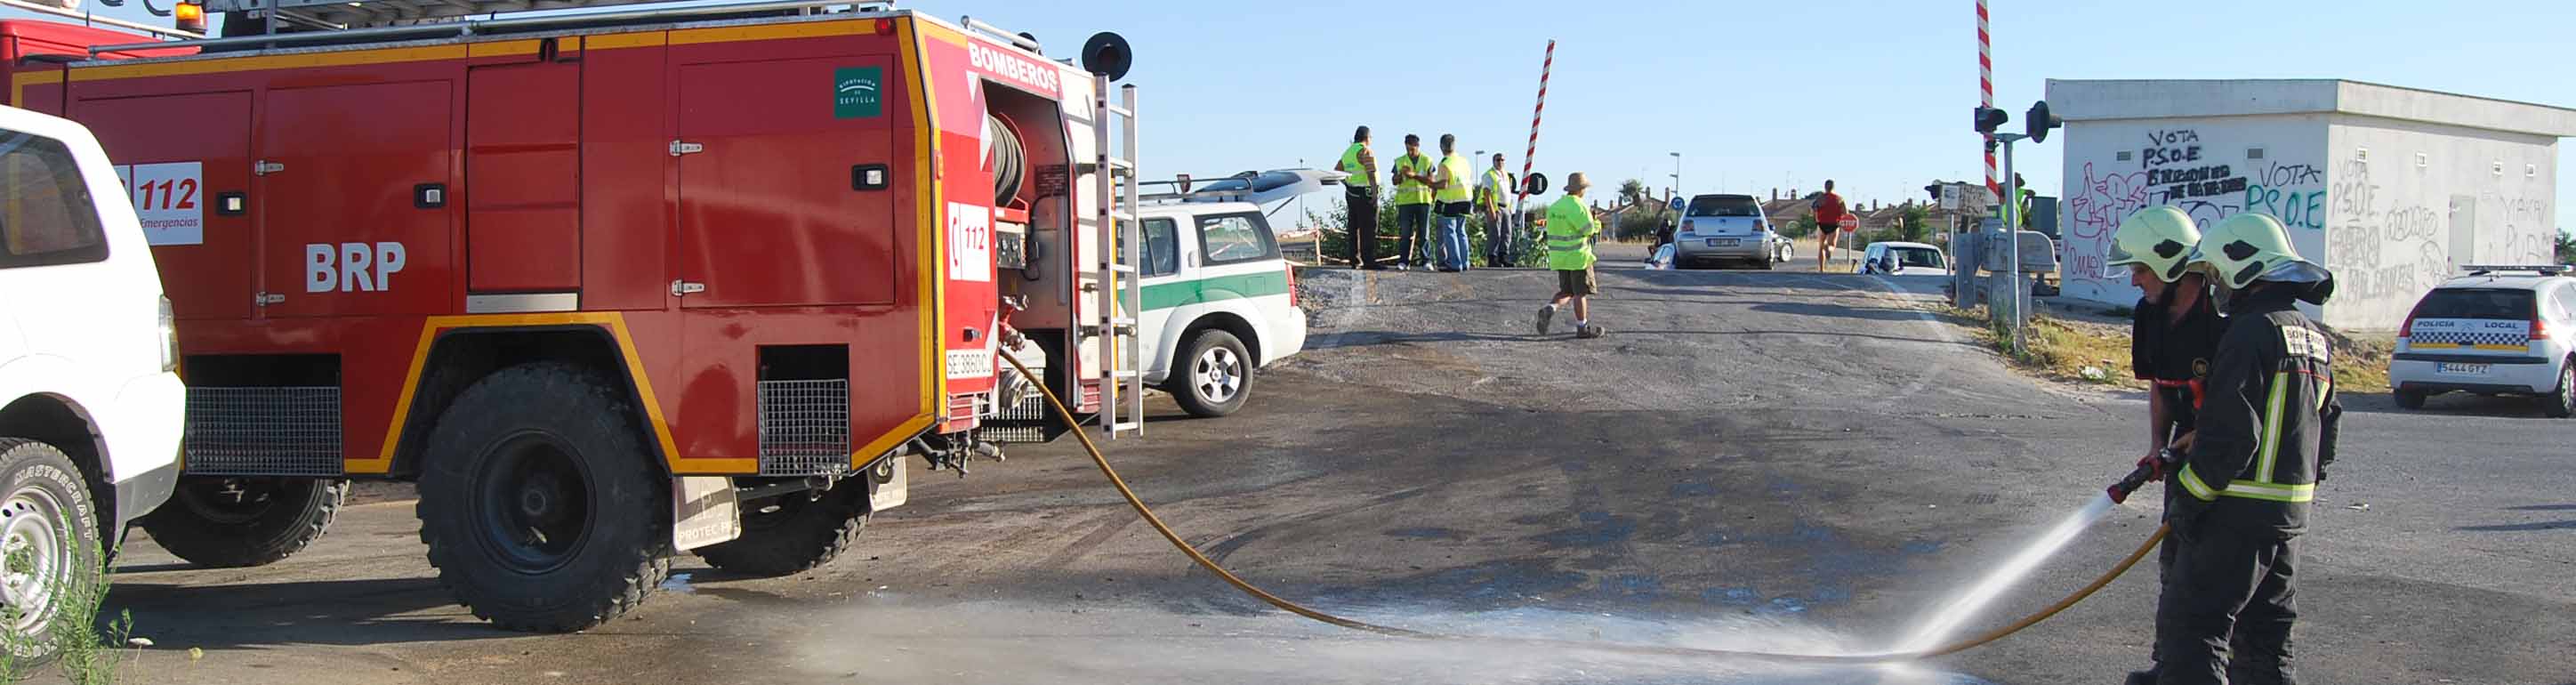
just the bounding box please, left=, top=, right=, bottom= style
left=2436, top=362, right=2492, bottom=375
left=1707, top=238, right=1738, bottom=246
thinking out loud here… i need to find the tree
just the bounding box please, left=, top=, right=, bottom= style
left=1900, top=204, right=1932, bottom=243
left=2557, top=228, right=2575, bottom=265
left=1617, top=178, right=1649, bottom=210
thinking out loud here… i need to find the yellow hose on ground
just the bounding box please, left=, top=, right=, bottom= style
left=997, top=349, right=2169, bottom=664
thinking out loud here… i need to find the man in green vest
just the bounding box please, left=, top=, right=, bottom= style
left=1389, top=133, right=1437, bottom=270
left=1476, top=153, right=1514, bottom=267
left=1431, top=133, right=1475, bottom=271
left=1534, top=173, right=1606, bottom=339
left=1334, top=125, right=1382, bottom=269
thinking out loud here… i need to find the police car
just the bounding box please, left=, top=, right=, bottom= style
left=2389, top=264, right=2576, bottom=417
left=1123, top=170, right=1319, bottom=417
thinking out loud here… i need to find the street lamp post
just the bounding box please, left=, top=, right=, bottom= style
left=1668, top=151, right=1682, bottom=202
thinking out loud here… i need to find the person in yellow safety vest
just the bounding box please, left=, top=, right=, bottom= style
left=1335, top=126, right=1383, bottom=270
left=1534, top=173, right=1606, bottom=339
left=1389, top=133, right=1437, bottom=270
left=1475, top=153, right=1514, bottom=267
left=1431, top=133, right=1475, bottom=272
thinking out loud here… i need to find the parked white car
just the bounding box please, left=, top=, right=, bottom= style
left=2389, top=265, right=2576, bottom=417
left=0, top=104, right=185, bottom=657
left=1129, top=171, right=1315, bottom=417
left=1861, top=241, right=1951, bottom=276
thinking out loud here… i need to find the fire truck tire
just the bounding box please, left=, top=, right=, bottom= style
left=691, top=485, right=868, bottom=576
left=0, top=439, right=101, bottom=664
left=1166, top=329, right=1252, bottom=418
left=416, top=362, right=671, bottom=633
left=139, top=476, right=347, bottom=568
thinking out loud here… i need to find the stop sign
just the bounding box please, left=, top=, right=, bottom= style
left=1838, top=215, right=1859, bottom=230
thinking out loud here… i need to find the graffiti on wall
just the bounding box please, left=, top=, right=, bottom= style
left=2322, top=158, right=2448, bottom=304
left=2065, top=129, right=2322, bottom=296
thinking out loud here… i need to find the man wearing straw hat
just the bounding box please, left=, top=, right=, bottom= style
left=1534, top=173, right=1606, bottom=339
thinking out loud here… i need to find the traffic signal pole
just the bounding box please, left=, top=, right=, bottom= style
left=1997, top=133, right=2025, bottom=354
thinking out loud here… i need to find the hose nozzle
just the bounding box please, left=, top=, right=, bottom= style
left=2107, top=448, right=2181, bottom=504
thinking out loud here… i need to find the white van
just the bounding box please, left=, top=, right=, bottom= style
left=1129, top=172, right=1314, bottom=416
left=0, top=104, right=184, bottom=657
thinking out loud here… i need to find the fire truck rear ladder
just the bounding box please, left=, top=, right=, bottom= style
left=1091, top=76, right=1144, bottom=439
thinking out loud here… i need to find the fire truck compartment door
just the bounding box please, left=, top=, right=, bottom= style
left=76, top=91, right=256, bottom=321
left=674, top=55, right=898, bottom=309
left=255, top=81, right=455, bottom=318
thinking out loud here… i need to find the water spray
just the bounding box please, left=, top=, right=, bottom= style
left=994, top=348, right=2173, bottom=664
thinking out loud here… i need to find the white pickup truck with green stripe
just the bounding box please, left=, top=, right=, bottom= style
left=1131, top=200, right=1307, bottom=417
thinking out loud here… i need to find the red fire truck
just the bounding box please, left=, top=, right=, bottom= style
left=3, top=0, right=1147, bottom=631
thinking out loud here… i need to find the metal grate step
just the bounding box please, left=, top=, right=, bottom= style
left=756, top=378, right=850, bottom=476
left=184, top=386, right=344, bottom=477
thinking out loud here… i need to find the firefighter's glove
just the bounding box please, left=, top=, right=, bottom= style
left=2138, top=447, right=2182, bottom=482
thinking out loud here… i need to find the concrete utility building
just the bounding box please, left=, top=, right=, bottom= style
left=2044, top=78, right=2576, bottom=331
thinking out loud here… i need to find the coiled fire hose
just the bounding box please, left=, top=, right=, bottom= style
left=996, top=350, right=2170, bottom=663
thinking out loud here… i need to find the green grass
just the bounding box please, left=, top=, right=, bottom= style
left=1, top=537, right=140, bottom=684
left=1941, top=306, right=2396, bottom=395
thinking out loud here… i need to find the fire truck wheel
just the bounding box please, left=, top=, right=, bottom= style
left=139, top=476, right=348, bottom=568
left=0, top=439, right=101, bottom=664
left=416, top=362, right=671, bottom=633
left=1166, top=329, right=1252, bottom=418
left=691, top=485, right=867, bottom=576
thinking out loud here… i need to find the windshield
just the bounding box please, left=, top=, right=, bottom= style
left=1686, top=196, right=1761, bottom=218
left=2412, top=288, right=2534, bottom=320
left=1895, top=247, right=1944, bottom=269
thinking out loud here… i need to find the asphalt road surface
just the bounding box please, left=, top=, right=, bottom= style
left=100, top=244, right=2573, bottom=685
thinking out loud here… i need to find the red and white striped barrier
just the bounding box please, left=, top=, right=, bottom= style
left=1978, top=0, right=1999, bottom=194
left=1518, top=39, right=1554, bottom=205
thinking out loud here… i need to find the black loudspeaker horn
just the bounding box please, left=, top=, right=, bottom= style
left=1081, top=32, right=1133, bottom=81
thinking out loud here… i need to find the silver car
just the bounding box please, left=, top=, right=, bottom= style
left=1672, top=194, right=1785, bottom=269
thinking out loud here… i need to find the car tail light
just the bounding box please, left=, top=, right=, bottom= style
left=158, top=294, right=179, bottom=373
left=1284, top=262, right=1299, bottom=307
left=1682, top=220, right=1695, bottom=233
left=2533, top=316, right=2550, bottom=341
left=2398, top=306, right=2421, bottom=347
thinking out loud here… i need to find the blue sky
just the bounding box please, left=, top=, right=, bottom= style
left=14, top=0, right=2572, bottom=231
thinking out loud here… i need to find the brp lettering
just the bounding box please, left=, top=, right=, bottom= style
left=307, top=242, right=407, bottom=293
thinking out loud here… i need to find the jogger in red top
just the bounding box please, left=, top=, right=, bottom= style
left=1811, top=180, right=1848, bottom=272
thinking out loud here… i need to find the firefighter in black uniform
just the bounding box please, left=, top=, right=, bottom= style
left=2153, top=212, right=2344, bottom=685
left=2107, top=206, right=2232, bottom=685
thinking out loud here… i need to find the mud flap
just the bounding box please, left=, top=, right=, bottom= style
left=671, top=476, right=741, bottom=552
left=868, top=455, right=907, bottom=512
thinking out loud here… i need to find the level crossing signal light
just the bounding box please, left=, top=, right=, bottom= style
left=1973, top=106, right=2010, bottom=135
left=2025, top=100, right=2062, bottom=142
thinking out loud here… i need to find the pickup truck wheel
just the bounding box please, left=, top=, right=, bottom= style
left=692, top=485, right=866, bottom=576
left=418, top=362, right=669, bottom=633
left=140, top=476, right=346, bottom=568
left=1167, top=329, right=1252, bottom=418
left=0, top=439, right=100, bottom=664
